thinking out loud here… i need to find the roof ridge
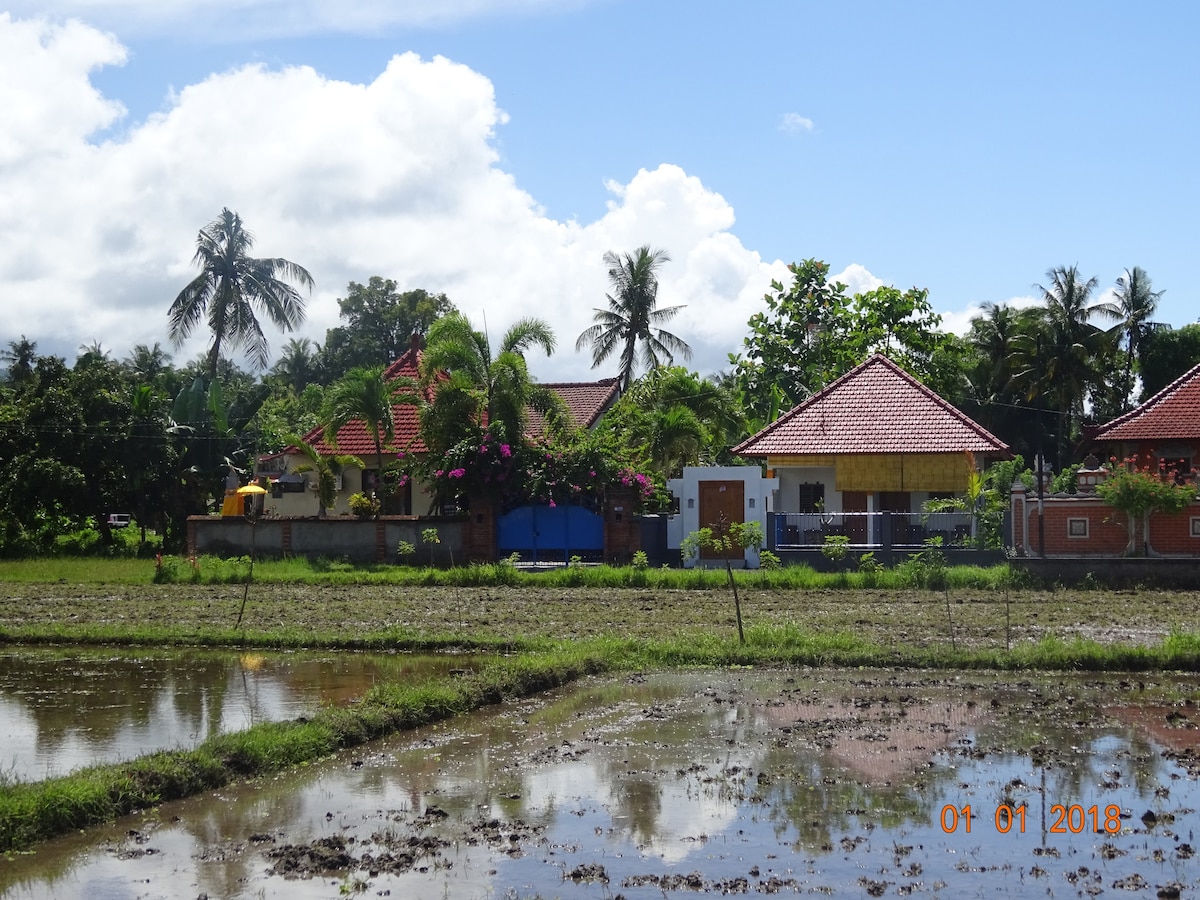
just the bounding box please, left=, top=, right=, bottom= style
left=1092, top=359, right=1200, bottom=437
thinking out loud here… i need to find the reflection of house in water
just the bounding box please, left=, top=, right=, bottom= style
left=764, top=694, right=992, bottom=784
left=1107, top=704, right=1200, bottom=754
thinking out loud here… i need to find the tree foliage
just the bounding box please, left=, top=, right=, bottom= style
left=321, top=278, right=454, bottom=378
left=731, top=259, right=951, bottom=426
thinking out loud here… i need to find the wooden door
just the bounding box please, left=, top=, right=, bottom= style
left=698, top=481, right=745, bottom=559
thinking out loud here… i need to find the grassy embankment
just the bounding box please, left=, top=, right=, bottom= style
left=3, top=556, right=1200, bottom=852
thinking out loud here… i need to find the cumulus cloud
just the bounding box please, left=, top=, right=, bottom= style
left=779, top=112, right=814, bottom=134
left=0, top=15, right=778, bottom=382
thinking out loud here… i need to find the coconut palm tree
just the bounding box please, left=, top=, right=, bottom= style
left=1, top=336, right=38, bottom=388
left=271, top=337, right=322, bottom=395
left=1095, top=266, right=1165, bottom=408
left=576, top=245, right=692, bottom=393
left=1011, top=265, right=1107, bottom=468
left=168, top=208, right=313, bottom=383
left=419, top=311, right=562, bottom=452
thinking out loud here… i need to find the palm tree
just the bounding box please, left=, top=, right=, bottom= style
left=420, top=311, right=562, bottom=452
left=168, top=208, right=313, bottom=383
left=271, top=337, right=321, bottom=395
left=576, top=245, right=692, bottom=392
left=1012, top=265, right=1106, bottom=468
left=287, top=434, right=363, bottom=517
left=1, top=336, right=37, bottom=388
left=1095, top=266, right=1165, bottom=407
left=322, top=365, right=397, bottom=472
left=124, top=342, right=174, bottom=381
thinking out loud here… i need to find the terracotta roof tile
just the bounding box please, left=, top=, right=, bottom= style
left=732, top=354, right=1010, bottom=457
left=528, top=378, right=620, bottom=437
left=1091, top=361, right=1200, bottom=442
left=296, top=347, right=429, bottom=460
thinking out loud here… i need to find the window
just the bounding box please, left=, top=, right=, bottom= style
left=797, top=482, right=825, bottom=513
left=1068, top=518, right=1089, bottom=538
left=1191, top=517, right=1200, bottom=539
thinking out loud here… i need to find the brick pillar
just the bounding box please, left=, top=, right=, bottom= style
left=465, top=497, right=496, bottom=563
left=604, top=489, right=640, bottom=564
left=375, top=520, right=387, bottom=563
left=186, top=516, right=198, bottom=556
left=281, top=520, right=292, bottom=557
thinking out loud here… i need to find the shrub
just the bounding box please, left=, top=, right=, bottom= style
left=348, top=492, right=380, bottom=520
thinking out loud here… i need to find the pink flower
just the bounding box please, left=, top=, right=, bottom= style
left=449, top=468, right=466, bottom=479
left=548, top=500, right=556, bottom=508
left=500, top=444, right=511, bottom=458
left=435, top=469, right=444, bottom=477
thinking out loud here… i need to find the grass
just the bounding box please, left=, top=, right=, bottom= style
left=0, top=554, right=1026, bottom=590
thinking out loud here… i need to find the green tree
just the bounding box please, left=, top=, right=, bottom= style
left=597, top=366, right=746, bottom=478
left=167, top=208, right=313, bottom=383
left=732, top=259, right=952, bottom=427
left=1, top=336, right=38, bottom=390
left=1010, top=265, right=1109, bottom=469
left=420, top=311, right=561, bottom=453
left=1138, top=323, right=1200, bottom=399
left=576, top=245, right=692, bottom=393
left=1095, top=266, right=1165, bottom=410
left=321, top=278, right=454, bottom=378
left=270, top=337, right=322, bottom=396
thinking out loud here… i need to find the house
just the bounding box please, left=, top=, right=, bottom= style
left=1086, top=360, right=1200, bottom=481
left=256, top=341, right=622, bottom=519
left=666, top=466, right=779, bottom=568
left=731, top=354, right=1010, bottom=551
left=1009, top=362, right=1200, bottom=563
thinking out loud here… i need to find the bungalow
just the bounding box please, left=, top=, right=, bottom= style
left=732, top=354, right=1010, bottom=552
left=255, top=339, right=621, bottom=519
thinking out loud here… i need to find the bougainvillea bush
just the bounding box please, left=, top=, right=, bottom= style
left=403, top=423, right=664, bottom=514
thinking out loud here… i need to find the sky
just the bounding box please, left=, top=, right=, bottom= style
left=2, top=1, right=1198, bottom=385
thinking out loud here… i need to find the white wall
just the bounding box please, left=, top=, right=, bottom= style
left=665, top=466, right=779, bottom=568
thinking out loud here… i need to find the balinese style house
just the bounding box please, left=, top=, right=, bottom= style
left=254, top=340, right=621, bottom=519
left=731, top=354, right=1011, bottom=553
left=1009, top=361, right=1200, bottom=563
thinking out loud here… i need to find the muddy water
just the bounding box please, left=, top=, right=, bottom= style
left=2, top=668, right=1199, bottom=899
left=0, top=648, right=477, bottom=780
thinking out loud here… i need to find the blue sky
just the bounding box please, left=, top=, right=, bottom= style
left=2, top=1, right=1197, bottom=382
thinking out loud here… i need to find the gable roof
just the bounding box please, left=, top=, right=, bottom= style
left=1090, top=361, right=1200, bottom=443
left=297, top=343, right=429, bottom=459
left=527, top=378, right=620, bottom=438
left=732, top=354, right=1010, bottom=457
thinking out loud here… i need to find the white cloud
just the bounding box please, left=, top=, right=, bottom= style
left=0, top=15, right=778, bottom=382
left=830, top=263, right=883, bottom=296
left=779, top=112, right=814, bottom=134
left=0, top=0, right=598, bottom=38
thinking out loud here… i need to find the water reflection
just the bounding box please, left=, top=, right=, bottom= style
left=0, top=648, right=476, bottom=780
left=2, top=669, right=1199, bottom=899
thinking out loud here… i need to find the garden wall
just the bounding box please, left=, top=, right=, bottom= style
left=1009, top=486, right=1200, bottom=559
left=188, top=516, right=465, bottom=565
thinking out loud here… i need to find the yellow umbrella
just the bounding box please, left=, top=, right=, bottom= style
left=236, top=483, right=268, bottom=495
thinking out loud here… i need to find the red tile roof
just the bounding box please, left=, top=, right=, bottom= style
left=299, top=345, right=430, bottom=459
left=528, top=378, right=620, bottom=438
left=732, top=354, right=1010, bottom=457
left=282, top=352, right=618, bottom=461
left=1090, top=361, right=1200, bottom=442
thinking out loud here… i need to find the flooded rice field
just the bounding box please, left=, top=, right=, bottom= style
left=2, top=667, right=1200, bottom=899
left=0, top=648, right=476, bottom=780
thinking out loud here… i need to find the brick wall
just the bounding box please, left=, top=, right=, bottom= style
left=464, top=497, right=496, bottom=562
left=1011, top=488, right=1200, bottom=557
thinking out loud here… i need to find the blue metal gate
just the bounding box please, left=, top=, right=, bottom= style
left=496, top=504, right=604, bottom=563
